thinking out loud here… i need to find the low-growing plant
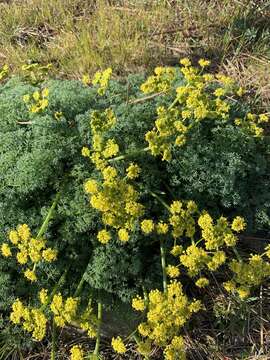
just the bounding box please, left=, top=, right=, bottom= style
left=0, top=59, right=270, bottom=359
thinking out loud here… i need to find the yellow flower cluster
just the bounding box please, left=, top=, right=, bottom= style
left=91, top=108, right=117, bottom=136
left=195, top=277, right=209, bottom=288
left=145, top=106, right=188, bottom=161
left=10, top=290, right=98, bottom=344
left=234, top=112, right=269, bottom=137
left=140, top=219, right=169, bottom=235
left=132, top=295, right=146, bottom=311
left=134, top=281, right=201, bottom=356
left=170, top=245, right=183, bottom=257
left=21, top=63, right=52, bottom=84
left=91, top=168, right=144, bottom=243
left=224, top=254, right=270, bottom=299
left=111, top=336, right=126, bottom=354
left=140, top=66, right=176, bottom=94
left=169, top=200, right=198, bottom=239
left=83, top=108, right=146, bottom=244
left=126, top=162, right=141, bottom=179
left=141, top=219, right=155, bottom=234
left=70, top=345, right=84, bottom=360
left=179, top=244, right=210, bottom=276
left=166, top=265, right=180, bottom=279
left=0, top=64, right=9, bottom=81
left=79, top=302, right=97, bottom=338
left=136, top=339, right=152, bottom=357
left=10, top=299, right=47, bottom=341
left=50, top=293, right=78, bottom=327
left=39, top=288, right=49, bottom=305
left=1, top=243, right=11, bottom=257
left=1, top=224, right=57, bottom=282
left=85, top=109, right=118, bottom=170
left=161, top=201, right=246, bottom=279
left=92, top=67, right=112, bottom=95
left=198, top=213, right=245, bottom=250
left=23, top=88, right=49, bottom=113
left=164, top=335, right=186, bottom=360
left=82, top=146, right=90, bottom=157
left=144, top=59, right=268, bottom=162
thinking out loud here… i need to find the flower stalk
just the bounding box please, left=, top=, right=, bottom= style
left=37, top=192, right=61, bottom=239
left=93, top=301, right=103, bottom=358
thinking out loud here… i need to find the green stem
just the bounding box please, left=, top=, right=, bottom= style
left=73, top=275, right=85, bottom=298
left=108, top=147, right=149, bottom=163
left=51, top=320, right=57, bottom=360
left=93, top=301, right=103, bottom=357
left=168, top=97, right=179, bottom=110
left=149, top=191, right=171, bottom=212
left=41, top=268, right=69, bottom=311
left=124, top=328, right=138, bottom=341
left=160, top=238, right=168, bottom=294
left=233, top=247, right=243, bottom=262
left=37, top=192, right=61, bottom=239
left=73, top=264, right=89, bottom=297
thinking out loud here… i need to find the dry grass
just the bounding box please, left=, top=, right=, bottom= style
left=0, top=0, right=270, bottom=107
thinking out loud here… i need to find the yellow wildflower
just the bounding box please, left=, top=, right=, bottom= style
left=24, top=269, right=37, bottom=282
left=198, top=213, right=213, bottom=229
left=164, top=335, right=185, bottom=360
left=259, top=114, right=268, bottom=123
left=170, top=201, right=182, bottom=214
left=70, top=345, right=84, bottom=360
left=118, top=228, right=129, bottom=242
left=17, top=251, right=28, bottom=264
left=54, top=111, right=63, bottom=120
left=102, top=166, right=117, bottom=181
left=92, top=68, right=112, bottom=95
left=31, top=309, right=47, bottom=341
left=97, top=229, right=111, bottom=244
left=195, top=277, right=209, bottom=288
left=231, top=216, right=246, bottom=232
left=132, top=296, right=145, bottom=311
left=237, top=286, right=250, bottom=299
left=126, top=163, right=141, bottom=179
left=42, top=248, right=57, bottom=262
left=42, top=88, right=49, bottom=97
left=141, top=219, right=155, bottom=234
left=166, top=265, right=180, bottom=278
left=10, top=299, right=25, bottom=324
left=180, top=58, right=191, bottom=67
left=1, top=243, right=11, bottom=257
left=223, top=280, right=236, bottom=292
left=84, top=179, right=98, bottom=194
left=156, top=221, right=169, bottom=234
left=170, top=245, right=183, bottom=257
left=198, top=59, right=210, bottom=67
left=39, top=289, right=48, bottom=305
left=214, top=88, right=226, bottom=97
left=50, top=293, right=63, bottom=315
left=81, top=146, right=90, bottom=157
left=102, top=139, right=119, bottom=158
left=17, top=224, right=31, bottom=242
left=9, top=230, right=20, bottom=244
left=111, top=336, right=126, bottom=354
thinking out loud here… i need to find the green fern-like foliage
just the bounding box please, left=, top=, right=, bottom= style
left=1, top=71, right=270, bottom=351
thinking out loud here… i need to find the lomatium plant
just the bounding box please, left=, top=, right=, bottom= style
left=1, top=59, right=270, bottom=359
left=23, top=87, right=49, bottom=113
